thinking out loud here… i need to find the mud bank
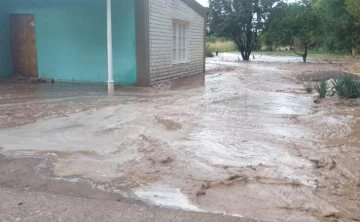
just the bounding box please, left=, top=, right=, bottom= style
left=1, top=55, right=360, bottom=221
left=0, top=157, right=256, bottom=222
left=0, top=154, right=135, bottom=203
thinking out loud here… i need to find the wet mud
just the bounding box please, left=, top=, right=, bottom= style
left=1, top=55, right=360, bottom=221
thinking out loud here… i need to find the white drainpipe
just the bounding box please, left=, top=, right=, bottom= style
left=106, top=0, right=114, bottom=95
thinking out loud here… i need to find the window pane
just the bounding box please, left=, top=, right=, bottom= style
left=172, top=22, right=188, bottom=62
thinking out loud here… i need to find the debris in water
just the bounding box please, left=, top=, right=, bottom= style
left=226, top=174, right=248, bottom=182
left=202, top=183, right=211, bottom=190
left=291, top=180, right=302, bottom=187
left=160, top=156, right=173, bottom=164
left=310, top=157, right=336, bottom=170
left=197, top=183, right=212, bottom=197
left=196, top=190, right=206, bottom=196
left=322, top=212, right=339, bottom=221
left=314, top=99, right=321, bottom=104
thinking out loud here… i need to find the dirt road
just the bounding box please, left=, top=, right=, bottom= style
left=1, top=54, right=360, bottom=221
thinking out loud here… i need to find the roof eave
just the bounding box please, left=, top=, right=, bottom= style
left=180, top=0, right=208, bottom=18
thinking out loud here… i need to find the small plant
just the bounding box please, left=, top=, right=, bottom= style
left=205, top=46, right=214, bottom=57
left=304, top=83, right=313, bottom=93
left=331, top=76, right=360, bottom=99
left=314, top=80, right=328, bottom=98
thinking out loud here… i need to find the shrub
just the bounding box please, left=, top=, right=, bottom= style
left=331, top=76, right=360, bottom=99
left=314, top=80, right=328, bottom=98
left=206, top=47, right=214, bottom=57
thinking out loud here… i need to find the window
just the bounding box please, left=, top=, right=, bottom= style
left=172, top=21, right=188, bottom=63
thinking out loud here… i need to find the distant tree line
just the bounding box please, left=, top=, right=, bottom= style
left=208, top=0, right=360, bottom=62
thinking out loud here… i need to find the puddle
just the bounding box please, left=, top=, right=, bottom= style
left=207, top=52, right=325, bottom=64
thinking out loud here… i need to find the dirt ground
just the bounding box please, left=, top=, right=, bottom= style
left=1, top=54, right=360, bottom=221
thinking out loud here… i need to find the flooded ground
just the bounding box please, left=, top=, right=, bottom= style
left=1, top=54, right=360, bottom=221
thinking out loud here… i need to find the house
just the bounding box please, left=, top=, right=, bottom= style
left=0, top=0, right=207, bottom=92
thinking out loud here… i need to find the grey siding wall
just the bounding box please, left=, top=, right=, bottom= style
left=149, top=0, right=205, bottom=83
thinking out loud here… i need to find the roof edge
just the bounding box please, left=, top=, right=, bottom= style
left=180, top=0, right=208, bottom=18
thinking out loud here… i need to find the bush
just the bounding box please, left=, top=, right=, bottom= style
left=331, top=76, right=360, bottom=99
left=206, top=47, right=214, bottom=57
left=314, top=80, right=328, bottom=98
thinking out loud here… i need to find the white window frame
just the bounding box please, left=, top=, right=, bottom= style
left=172, top=19, right=189, bottom=64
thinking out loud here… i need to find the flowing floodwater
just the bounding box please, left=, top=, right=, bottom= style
left=0, top=58, right=360, bottom=221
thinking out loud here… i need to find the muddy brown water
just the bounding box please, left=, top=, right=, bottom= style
left=1, top=56, right=360, bottom=221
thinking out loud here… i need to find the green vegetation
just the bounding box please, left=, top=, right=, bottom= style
left=260, top=0, right=320, bottom=62
left=317, top=0, right=360, bottom=56
left=208, top=0, right=360, bottom=61
left=314, top=80, right=328, bottom=98
left=206, top=36, right=232, bottom=43
left=209, top=0, right=277, bottom=60
left=345, top=0, right=360, bottom=21
left=206, top=41, right=237, bottom=53
left=262, top=50, right=327, bottom=57
left=205, top=46, right=214, bottom=57
left=311, top=76, right=360, bottom=99
left=331, top=76, right=360, bottom=99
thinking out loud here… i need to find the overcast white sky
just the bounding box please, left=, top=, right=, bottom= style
left=196, top=0, right=209, bottom=7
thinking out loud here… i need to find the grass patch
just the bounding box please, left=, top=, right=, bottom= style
left=331, top=76, right=360, bottom=99
left=310, top=75, right=360, bottom=99
left=207, top=41, right=237, bottom=53
left=314, top=80, right=328, bottom=99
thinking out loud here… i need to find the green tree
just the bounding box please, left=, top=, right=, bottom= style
left=276, top=0, right=319, bottom=62
left=209, top=0, right=279, bottom=61
left=345, top=0, right=360, bottom=21
left=317, top=0, right=360, bottom=55
left=260, top=1, right=289, bottom=51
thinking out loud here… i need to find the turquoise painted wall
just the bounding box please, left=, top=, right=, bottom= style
left=0, top=0, right=136, bottom=84
left=0, top=8, right=12, bottom=78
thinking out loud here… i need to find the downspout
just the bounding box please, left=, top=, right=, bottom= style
left=106, top=0, right=114, bottom=95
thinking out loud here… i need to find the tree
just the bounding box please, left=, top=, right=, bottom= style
left=317, top=0, right=360, bottom=56
left=260, top=1, right=289, bottom=51
left=345, top=0, right=360, bottom=21
left=274, top=1, right=319, bottom=62
left=209, top=0, right=279, bottom=61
